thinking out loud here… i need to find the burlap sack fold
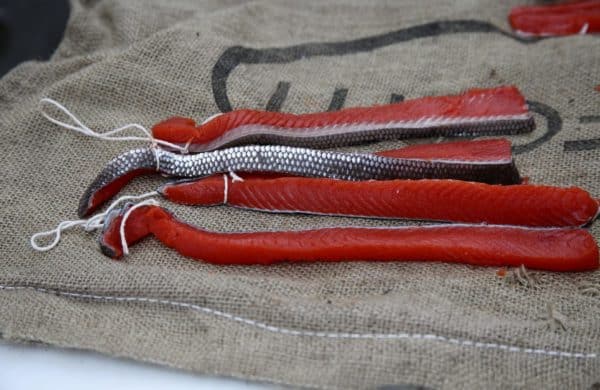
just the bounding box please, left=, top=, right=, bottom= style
left=1, top=1, right=599, bottom=388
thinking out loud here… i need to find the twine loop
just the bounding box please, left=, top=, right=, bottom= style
left=31, top=192, right=159, bottom=253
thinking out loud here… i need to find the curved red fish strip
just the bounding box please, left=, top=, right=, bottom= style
left=510, top=0, right=600, bottom=36
left=100, top=204, right=599, bottom=272
left=152, top=86, right=533, bottom=152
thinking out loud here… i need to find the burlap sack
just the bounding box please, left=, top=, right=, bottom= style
left=1, top=1, right=599, bottom=388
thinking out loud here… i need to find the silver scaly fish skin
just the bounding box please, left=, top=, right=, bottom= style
left=78, top=145, right=520, bottom=217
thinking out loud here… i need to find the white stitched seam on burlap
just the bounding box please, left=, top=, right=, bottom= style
left=0, top=284, right=596, bottom=359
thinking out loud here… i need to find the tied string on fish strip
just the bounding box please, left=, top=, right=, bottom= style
left=33, top=170, right=246, bottom=255
left=31, top=192, right=159, bottom=255
left=39, top=98, right=223, bottom=167
left=36, top=99, right=237, bottom=255
left=222, top=171, right=245, bottom=204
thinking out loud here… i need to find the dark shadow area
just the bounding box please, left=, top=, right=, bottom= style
left=0, top=0, right=69, bottom=76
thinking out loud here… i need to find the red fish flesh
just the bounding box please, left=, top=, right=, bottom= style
left=99, top=204, right=600, bottom=272
left=152, top=86, right=534, bottom=152
left=161, top=175, right=598, bottom=227
left=509, top=0, right=600, bottom=36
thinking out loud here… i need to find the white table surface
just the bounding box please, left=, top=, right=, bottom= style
left=0, top=341, right=272, bottom=390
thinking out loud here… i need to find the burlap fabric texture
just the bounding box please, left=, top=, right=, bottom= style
left=1, top=1, right=599, bottom=388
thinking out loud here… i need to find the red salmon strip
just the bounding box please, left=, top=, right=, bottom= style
left=152, top=86, right=533, bottom=152
left=100, top=204, right=599, bottom=272
left=160, top=138, right=599, bottom=227
left=509, top=0, right=600, bottom=36
left=375, top=138, right=512, bottom=162
left=160, top=176, right=599, bottom=227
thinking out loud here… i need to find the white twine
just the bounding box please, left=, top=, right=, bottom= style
left=222, top=174, right=229, bottom=204
left=222, top=172, right=245, bottom=204
left=201, top=112, right=223, bottom=125
left=31, top=191, right=159, bottom=252
left=119, top=198, right=160, bottom=255
left=229, top=171, right=244, bottom=182
left=39, top=98, right=189, bottom=153
left=153, top=147, right=162, bottom=171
